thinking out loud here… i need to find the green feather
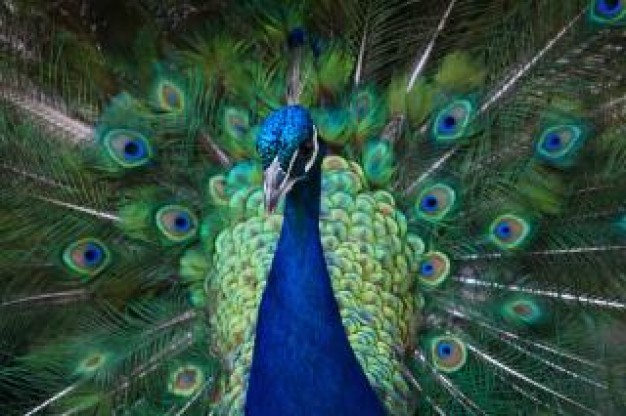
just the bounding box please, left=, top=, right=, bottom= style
left=1, top=1, right=626, bottom=414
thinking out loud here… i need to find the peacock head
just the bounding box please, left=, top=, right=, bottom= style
left=256, top=105, right=324, bottom=212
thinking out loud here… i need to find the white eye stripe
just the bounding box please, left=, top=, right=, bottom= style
left=304, top=125, right=319, bottom=173
left=285, top=145, right=300, bottom=181
left=284, top=125, right=318, bottom=177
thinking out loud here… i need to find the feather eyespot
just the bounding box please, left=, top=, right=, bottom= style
left=416, top=183, right=456, bottom=221
left=535, top=124, right=585, bottom=166
left=155, top=205, right=198, bottom=243
left=158, top=81, right=184, bottom=112
left=432, top=99, right=473, bottom=142
left=168, top=365, right=205, bottom=397
left=103, top=129, right=153, bottom=168
left=311, top=108, right=352, bottom=145
left=501, top=296, right=546, bottom=328
left=489, top=214, right=531, bottom=249
left=589, top=0, right=626, bottom=25
left=76, top=352, right=109, bottom=375
left=225, top=107, right=250, bottom=140
left=418, top=251, right=450, bottom=287
left=62, top=238, right=110, bottom=278
left=597, top=0, right=623, bottom=16
left=349, top=88, right=383, bottom=135
left=431, top=336, right=467, bottom=373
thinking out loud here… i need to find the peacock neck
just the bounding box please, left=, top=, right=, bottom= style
left=245, top=164, right=385, bottom=415
left=281, top=166, right=322, bottom=254
left=267, top=167, right=340, bottom=317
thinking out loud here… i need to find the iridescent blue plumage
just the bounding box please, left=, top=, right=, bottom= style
left=246, top=107, right=385, bottom=416
left=589, top=0, right=626, bottom=24
left=256, top=105, right=314, bottom=170
left=534, top=123, right=588, bottom=167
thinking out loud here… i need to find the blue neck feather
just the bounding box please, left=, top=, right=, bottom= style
left=245, top=162, right=385, bottom=415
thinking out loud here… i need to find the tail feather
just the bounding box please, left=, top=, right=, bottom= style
left=0, top=1, right=625, bottom=415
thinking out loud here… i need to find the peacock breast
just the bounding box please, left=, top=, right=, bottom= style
left=207, top=155, right=424, bottom=415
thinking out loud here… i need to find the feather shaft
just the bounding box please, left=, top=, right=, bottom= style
left=457, top=245, right=626, bottom=261
left=399, top=366, right=446, bottom=416
left=354, top=22, right=368, bottom=86
left=24, top=383, right=81, bottom=416
left=38, top=196, right=120, bottom=222
left=447, top=308, right=605, bottom=369
left=1, top=290, right=90, bottom=308
left=201, top=132, right=232, bottom=168
left=415, top=349, right=486, bottom=415
left=405, top=147, right=457, bottom=195
left=0, top=87, right=93, bottom=143
left=406, top=0, right=457, bottom=92
left=479, top=9, right=585, bottom=114
left=467, top=344, right=600, bottom=415
left=454, top=276, right=626, bottom=310
left=172, top=381, right=211, bottom=416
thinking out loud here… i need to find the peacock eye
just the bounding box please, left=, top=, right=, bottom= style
left=103, top=129, right=153, bottom=168
left=167, top=365, right=205, bottom=397
left=299, top=139, right=314, bottom=155
left=501, top=296, right=545, bottom=328
left=76, top=351, right=108, bottom=375
left=431, top=336, right=467, bottom=373
left=535, top=125, right=583, bottom=163
left=158, top=81, right=184, bottom=112
left=489, top=214, right=531, bottom=249
left=418, top=251, right=450, bottom=287
left=155, top=205, right=198, bottom=243
left=225, top=107, right=250, bottom=140
left=596, top=0, right=622, bottom=16
left=416, top=183, right=456, bottom=221
left=432, top=99, right=474, bottom=142
left=590, top=0, right=626, bottom=25
left=62, top=238, right=111, bottom=278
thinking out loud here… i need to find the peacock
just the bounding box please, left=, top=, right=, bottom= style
left=1, top=0, right=626, bottom=414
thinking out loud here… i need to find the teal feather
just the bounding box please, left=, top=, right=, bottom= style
left=1, top=1, right=626, bottom=415
left=588, top=0, right=626, bottom=26
left=430, top=98, right=476, bottom=144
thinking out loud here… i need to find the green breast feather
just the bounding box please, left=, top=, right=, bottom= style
left=206, top=156, right=423, bottom=415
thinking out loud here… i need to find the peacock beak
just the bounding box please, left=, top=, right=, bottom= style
left=263, top=157, right=299, bottom=213
left=262, top=127, right=319, bottom=213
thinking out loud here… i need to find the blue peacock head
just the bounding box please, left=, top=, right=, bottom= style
left=256, top=105, right=323, bottom=212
